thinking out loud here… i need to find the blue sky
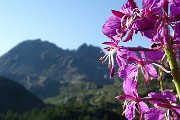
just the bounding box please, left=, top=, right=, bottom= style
left=0, top=0, right=150, bottom=56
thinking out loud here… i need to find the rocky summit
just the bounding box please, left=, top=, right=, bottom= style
left=0, top=39, right=112, bottom=99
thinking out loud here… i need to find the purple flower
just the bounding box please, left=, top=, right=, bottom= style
left=100, top=0, right=180, bottom=120
left=119, top=51, right=158, bottom=83
left=102, top=15, right=122, bottom=38
left=99, top=42, right=119, bottom=78
left=116, top=78, right=149, bottom=120
left=144, top=91, right=180, bottom=120
left=110, top=1, right=148, bottom=42
left=111, top=3, right=135, bottom=42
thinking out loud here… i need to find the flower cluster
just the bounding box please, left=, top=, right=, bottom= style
left=100, top=0, right=180, bottom=119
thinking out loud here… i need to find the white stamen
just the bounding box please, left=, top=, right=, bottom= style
left=165, top=109, right=170, bottom=120
left=99, top=46, right=117, bottom=69
left=121, top=15, right=128, bottom=29
left=152, top=63, right=171, bottom=73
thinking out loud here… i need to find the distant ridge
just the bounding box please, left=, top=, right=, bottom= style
left=0, top=76, right=45, bottom=113
left=0, top=39, right=111, bottom=99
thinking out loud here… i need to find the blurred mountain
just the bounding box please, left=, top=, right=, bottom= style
left=0, top=39, right=111, bottom=99
left=0, top=76, right=45, bottom=113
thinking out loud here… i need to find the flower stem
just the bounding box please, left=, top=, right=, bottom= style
left=159, top=68, right=164, bottom=92
left=158, top=60, right=164, bottom=92
left=159, top=78, right=163, bottom=92
left=164, top=47, right=180, bottom=99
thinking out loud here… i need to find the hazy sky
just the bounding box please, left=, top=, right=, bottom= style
left=0, top=0, right=150, bottom=56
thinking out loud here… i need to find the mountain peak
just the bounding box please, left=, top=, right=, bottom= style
left=77, top=43, right=101, bottom=52
left=0, top=40, right=111, bottom=99
left=17, top=39, right=58, bottom=49
left=9, top=39, right=62, bottom=55
left=77, top=43, right=88, bottom=51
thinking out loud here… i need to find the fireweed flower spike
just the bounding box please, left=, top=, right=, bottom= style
left=116, top=78, right=149, bottom=120
left=100, top=0, right=180, bottom=119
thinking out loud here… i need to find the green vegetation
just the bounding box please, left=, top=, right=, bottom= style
left=0, top=75, right=173, bottom=120
left=0, top=102, right=127, bottom=120
left=0, top=69, right=174, bottom=120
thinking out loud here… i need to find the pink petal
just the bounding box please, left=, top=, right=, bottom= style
left=162, top=91, right=177, bottom=103
left=111, top=10, right=125, bottom=18
left=139, top=102, right=149, bottom=114
left=123, top=78, right=138, bottom=96
left=123, top=30, right=134, bottom=42
left=141, top=67, right=149, bottom=84
left=144, top=108, right=165, bottom=120
left=144, top=64, right=158, bottom=78
left=115, top=95, right=136, bottom=101
left=146, top=51, right=164, bottom=60
left=128, top=0, right=137, bottom=9
left=125, top=103, right=136, bottom=120
left=119, top=64, right=139, bottom=79
left=140, top=51, right=146, bottom=59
